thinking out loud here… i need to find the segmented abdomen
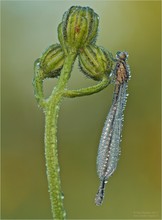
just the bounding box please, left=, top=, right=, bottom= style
left=96, top=81, right=128, bottom=181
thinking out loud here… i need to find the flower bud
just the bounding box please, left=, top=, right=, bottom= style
left=58, top=6, right=99, bottom=52
left=78, top=45, right=113, bottom=81
left=39, top=44, right=65, bottom=78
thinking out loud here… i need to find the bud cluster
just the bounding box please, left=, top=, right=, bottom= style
left=35, top=6, right=113, bottom=81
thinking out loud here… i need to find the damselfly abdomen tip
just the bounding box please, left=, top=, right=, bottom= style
left=95, top=180, right=106, bottom=206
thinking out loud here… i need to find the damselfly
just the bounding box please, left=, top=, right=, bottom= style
left=95, top=51, right=131, bottom=206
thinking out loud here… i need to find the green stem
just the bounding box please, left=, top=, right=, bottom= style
left=63, top=76, right=110, bottom=98
left=45, top=100, right=63, bottom=219
left=33, top=62, right=46, bottom=108
left=44, top=53, right=76, bottom=219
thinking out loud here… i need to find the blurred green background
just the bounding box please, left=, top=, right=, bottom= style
left=1, top=1, right=161, bottom=219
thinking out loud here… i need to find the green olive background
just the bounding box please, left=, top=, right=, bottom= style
left=2, top=1, right=161, bottom=219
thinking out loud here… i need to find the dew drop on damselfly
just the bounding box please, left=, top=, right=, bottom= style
left=95, top=51, right=131, bottom=206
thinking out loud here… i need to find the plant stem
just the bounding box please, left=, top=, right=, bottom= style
left=45, top=100, right=64, bottom=219
left=63, top=76, right=110, bottom=98
left=44, top=53, right=76, bottom=219
left=33, top=63, right=46, bottom=108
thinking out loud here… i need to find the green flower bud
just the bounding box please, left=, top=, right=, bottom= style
left=78, top=45, right=113, bottom=81
left=58, top=6, right=99, bottom=52
left=39, top=44, right=65, bottom=78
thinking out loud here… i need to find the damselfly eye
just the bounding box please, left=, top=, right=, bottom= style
left=116, top=51, right=128, bottom=61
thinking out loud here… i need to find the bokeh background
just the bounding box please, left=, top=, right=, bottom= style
left=1, top=1, right=161, bottom=219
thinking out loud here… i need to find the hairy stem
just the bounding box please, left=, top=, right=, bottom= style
left=33, top=66, right=46, bottom=108
left=45, top=99, right=64, bottom=219
left=44, top=53, right=76, bottom=219
left=63, top=76, right=110, bottom=98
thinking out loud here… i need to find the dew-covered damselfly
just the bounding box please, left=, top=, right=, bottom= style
left=95, top=51, right=131, bottom=206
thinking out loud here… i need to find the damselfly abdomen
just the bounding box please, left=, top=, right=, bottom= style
left=95, top=51, right=131, bottom=206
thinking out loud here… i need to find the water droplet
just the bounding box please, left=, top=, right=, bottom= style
left=61, top=192, right=64, bottom=200
left=63, top=211, right=66, bottom=218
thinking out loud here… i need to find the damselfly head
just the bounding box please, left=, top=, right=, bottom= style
left=116, top=51, right=128, bottom=61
